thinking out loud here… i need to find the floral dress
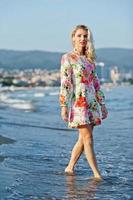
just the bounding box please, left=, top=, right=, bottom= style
left=59, top=52, right=107, bottom=128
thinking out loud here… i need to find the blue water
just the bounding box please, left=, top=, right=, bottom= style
left=0, top=86, right=133, bottom=200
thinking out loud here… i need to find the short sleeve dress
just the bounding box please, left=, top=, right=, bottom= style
left=59, top=52, right=107, bottom=128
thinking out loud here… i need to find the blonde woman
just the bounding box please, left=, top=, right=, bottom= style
left=59, top=25, right=108, bottom=180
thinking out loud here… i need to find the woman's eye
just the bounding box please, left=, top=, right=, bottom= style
left=77, top=34, right=88, bottom=38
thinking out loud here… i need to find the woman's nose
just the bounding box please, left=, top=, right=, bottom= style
left=81, top=35, right=86, bottom=40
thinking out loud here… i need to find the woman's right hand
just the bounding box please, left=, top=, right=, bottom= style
left=61, top=106, right=68, bottom=122
left=101, top=104, right=108, bottom=119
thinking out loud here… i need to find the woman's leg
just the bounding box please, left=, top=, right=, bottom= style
left=78, top=124, right=102, bottom=179
left=65, top=133, right=84, bottom=173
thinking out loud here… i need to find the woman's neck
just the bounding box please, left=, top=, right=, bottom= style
left=74, top=47, right=86, bottom=56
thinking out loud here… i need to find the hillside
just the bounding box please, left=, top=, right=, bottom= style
left=0, top=48, right=133, bottom=72
left=0, top=50, right=62, bottom=70
left=96, top=48, right=133, bottom=71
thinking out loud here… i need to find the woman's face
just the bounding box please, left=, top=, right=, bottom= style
left=73, top=28, right=89, bottom=49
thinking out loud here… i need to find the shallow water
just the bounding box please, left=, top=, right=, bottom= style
left=0, top=86, right=133, bottom=200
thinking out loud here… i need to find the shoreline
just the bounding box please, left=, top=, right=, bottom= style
left=0, top=135, right=16, bottom=145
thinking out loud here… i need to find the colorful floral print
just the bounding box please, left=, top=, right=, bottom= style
left=59, top=52, right=107, bottom=128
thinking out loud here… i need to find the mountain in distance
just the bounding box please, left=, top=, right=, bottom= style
left=0, top=49, right=62, bottom=70
left=96, top=48, right=133, bottom=71
left=0, top=48, right=133, bottom=72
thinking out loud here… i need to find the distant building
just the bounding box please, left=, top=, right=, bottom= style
left=110, top=66, right=120, bottom=84
left=96, top=62, right=106, bottom=83
left=121, top=71, right=133, bottom=80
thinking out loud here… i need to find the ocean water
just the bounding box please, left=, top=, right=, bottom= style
left=0, top=85, right=133, bottom=200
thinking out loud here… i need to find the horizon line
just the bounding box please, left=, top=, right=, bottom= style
left=0, top=47, right=133, bottom=53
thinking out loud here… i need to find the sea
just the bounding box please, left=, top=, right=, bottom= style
left=0, top=85, right=133, bottom=200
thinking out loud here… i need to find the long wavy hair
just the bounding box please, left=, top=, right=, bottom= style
left=71, top=25, right=96, bottom=63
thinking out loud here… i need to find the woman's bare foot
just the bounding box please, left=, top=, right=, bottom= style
left=94, top=173, right=103, bottom=180
left=65, top=166, right=74, bottom=174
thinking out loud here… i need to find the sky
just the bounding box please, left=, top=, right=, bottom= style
left=0, top=0, right=133, bottom=52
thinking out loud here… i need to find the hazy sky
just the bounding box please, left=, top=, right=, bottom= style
left=0, top=0, right=133, bottom=52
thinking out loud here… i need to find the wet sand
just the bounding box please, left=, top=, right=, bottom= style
left=0, top=135, right=16, bottom=145
left=0, top=135, right=15, bottom=162
left=0, top=155, right=8, bottom=162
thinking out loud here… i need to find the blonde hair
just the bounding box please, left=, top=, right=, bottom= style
left=71, top=25, right=96, bottom=63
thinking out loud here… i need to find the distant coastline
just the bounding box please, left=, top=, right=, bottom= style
left=0, top=47, right=133, bottom=87
left=0, top=48, right=133, bottom=71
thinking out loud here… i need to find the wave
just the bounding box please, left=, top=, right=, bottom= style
left=49, top=91, right=59, bottom=96
left=34, top=93, right=45, bottom=97
left=0, top=94, right=35, bottom=111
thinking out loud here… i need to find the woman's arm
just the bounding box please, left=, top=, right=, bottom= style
left=93, top=68, right=108, bottom=119
left=59, top=54, right=73, bottom=107
left=93, top=68, right=105, bottom=105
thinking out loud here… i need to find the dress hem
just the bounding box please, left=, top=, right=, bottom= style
left=68, top=121, right=102, bottom=129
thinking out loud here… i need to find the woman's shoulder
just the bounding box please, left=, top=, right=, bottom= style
left=61, top=52, right=73, bottom=66
left=61, top=53, right=70, bottom=64
left=61, top=52, right=73, bottom=62
left=62, top=51, right=79, bottom=63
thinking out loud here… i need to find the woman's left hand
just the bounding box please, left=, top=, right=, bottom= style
left=101, top=104, right=108, bottom=119
left=61, top=106, right=68, bottom=122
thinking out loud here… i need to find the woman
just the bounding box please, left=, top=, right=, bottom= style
left=59, top=25, right=108, bottom=180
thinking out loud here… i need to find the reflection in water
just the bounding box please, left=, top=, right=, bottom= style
left=65, top=174, right=102, bottom=200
